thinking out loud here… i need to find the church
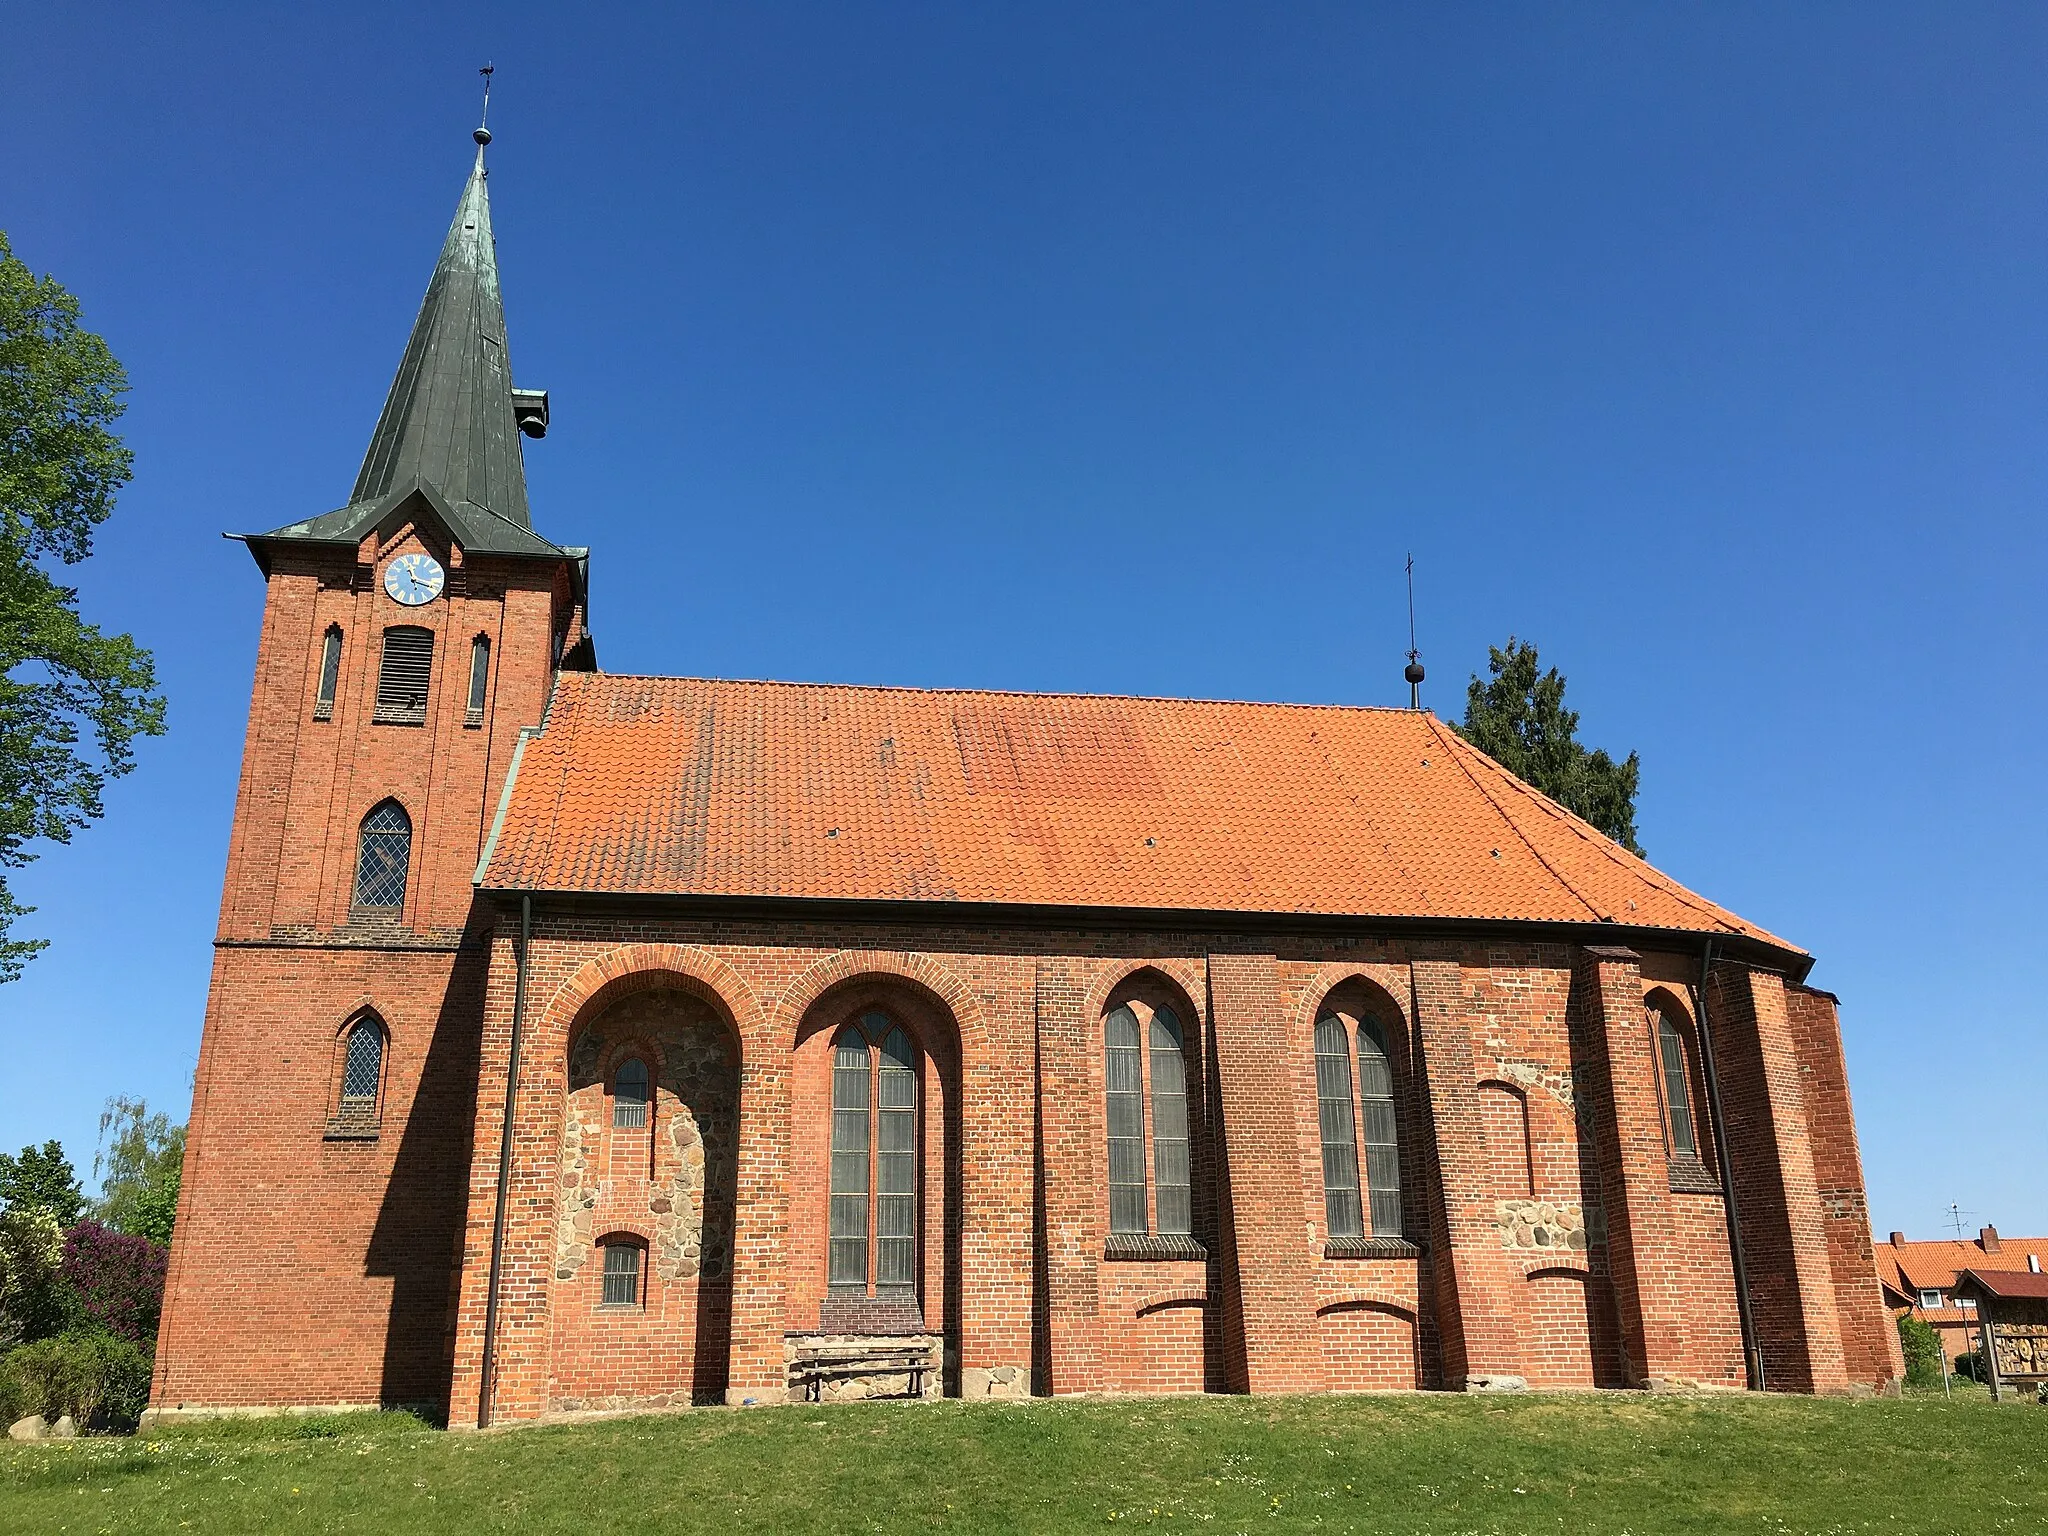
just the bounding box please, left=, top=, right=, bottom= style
left=148, top=124, right=1902, bottom=1426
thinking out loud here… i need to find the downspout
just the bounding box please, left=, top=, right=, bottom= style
left=1693, top=937, right=1764, bottom=1391
left=477, top=891, right=532, bottom=1428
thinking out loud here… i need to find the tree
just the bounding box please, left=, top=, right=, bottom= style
left=1453, top=637, right=1644, bottom=855
left=0, top=231, right=167, bottom=981
left=0, top=1204, right=64, bottom=1347
left=0, top=1139, right=84, bottom=1226
left=91, top=1097, right=183, bottom=1243
left=1896, top=1313, right=1941, bottom=1388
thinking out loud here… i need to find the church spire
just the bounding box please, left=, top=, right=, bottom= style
left=348, top=103, right=543, bottom=528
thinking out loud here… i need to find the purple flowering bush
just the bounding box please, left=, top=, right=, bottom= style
left=59, top=1219, right=166, bottom=1345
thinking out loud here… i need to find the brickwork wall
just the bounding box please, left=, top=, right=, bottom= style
left=162, top=905, right=1887, bottom=1418
left=1782, top=985, right=1903, bottom=1390
left=165, top=574, right=1889, bottom=1424
left=1704, top=965, right=1850, bottom=1392
left=152, top=942, right=483, bottom=1412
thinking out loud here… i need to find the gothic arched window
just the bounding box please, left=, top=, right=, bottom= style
left=465, top=635, right=490, bottom=725
left=1315, top=1016, right=1363, bottom=1238
left=827, top=1013, right=921, bottom=1292
left=1104, top=1001, right=1193, bottom=1238
left=1356, top=1017, right=1403, bottom=1236
left=340, top=1018, right=384, bottom=1109
left=1654, top=1009, right=1700, bottom=1159
left=314, top=626, right=343, bottom=720
left=1314, top=1008, right=1405, bottom=1239
left=353, top=800, right=412, bottom=911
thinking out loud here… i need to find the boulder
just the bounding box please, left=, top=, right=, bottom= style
left=49, top=1415, right=77, bottom=1438
left=8, top=1415, right=46, bottom=1442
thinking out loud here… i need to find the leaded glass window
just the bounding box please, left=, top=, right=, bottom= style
left=1357, top=1017, right=1403, bottom=1237
left=877, top=1026, right=918, bottom=1287
left=828, top=1028, right=872, bottom=1287
left=1315, top=1015, right=1364, bottom=1238
left=340, top=1020, right=382, bottom=1106
left=613, top=1057, right=649, bottom=1129
left=353, top=800, right=411, bottom=910
left=601, top=1242, right=642, bottom=1306
left=1656, top=1012, right=1699, bottom=1158
left=1105, top=1005, right=1147, bottom=1235
left=1149, top=1008, right=1191, bottom=1237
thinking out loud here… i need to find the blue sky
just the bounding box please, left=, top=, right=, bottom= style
left=1, top=4, right=2042, bottom=1236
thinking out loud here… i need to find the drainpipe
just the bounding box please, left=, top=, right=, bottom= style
left=1693, top=937, right=1765, bottom=1392
left=477, top=892, right=532, bottom=1428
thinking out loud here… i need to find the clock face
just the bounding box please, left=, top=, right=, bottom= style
left=383, top=553, right=445, bottom=607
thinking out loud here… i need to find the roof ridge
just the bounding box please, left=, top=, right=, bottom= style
left=1426, top=716, right=1606, bottom=923
left=571, top=670, right=1432, bottom=716
left=1462, top=732, right=1757, bottom=939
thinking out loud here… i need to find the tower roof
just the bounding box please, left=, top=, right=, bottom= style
left=351, top=136, right=532, bottom=526
left=243, top=130, right=566, bottom=564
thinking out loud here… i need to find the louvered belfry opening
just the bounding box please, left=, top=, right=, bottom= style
left=373, top=626, right=435, bottom=725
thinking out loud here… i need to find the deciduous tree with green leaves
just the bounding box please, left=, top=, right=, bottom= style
left=0, top=1139, right=84, bottom=1227
left=92, top=1097, right=184, bottom=1245
left=1453, top=637, right=1644, bottom=855
left=0, top=231, right=166, bottom=981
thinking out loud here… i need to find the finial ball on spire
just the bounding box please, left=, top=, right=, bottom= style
left=474, top=126, right=492, bottom=146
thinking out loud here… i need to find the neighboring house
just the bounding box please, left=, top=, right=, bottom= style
left=147, top=120, right=1902, bottom=1427
left=1876, top=1227, right=2048, bottom=1370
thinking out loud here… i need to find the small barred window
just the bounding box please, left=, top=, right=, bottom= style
left=612, top=1058, right=649, bottom=1129
left=466, top=635, right=490, bottom=725
left=340, top=1021, right=383, bottom=1105
left=601, top=1241, right=643, bottom=1307
left=314, top=627, right=343, bottom=720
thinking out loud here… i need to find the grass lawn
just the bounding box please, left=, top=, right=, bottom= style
left=3, top=1389, right=2043, bottom=1534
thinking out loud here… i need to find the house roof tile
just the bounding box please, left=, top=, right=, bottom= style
left=477, top=672, right=1800, bottom=949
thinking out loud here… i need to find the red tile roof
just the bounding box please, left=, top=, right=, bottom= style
left=1877, top=1236, right=2048, bottom=1300
left=1957, top=1268, right=2048, bottom=1302
left=477, top=673, right=1798, bottom=949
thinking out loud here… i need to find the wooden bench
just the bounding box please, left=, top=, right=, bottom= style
left=789, top=1341, right=935, bottom=1403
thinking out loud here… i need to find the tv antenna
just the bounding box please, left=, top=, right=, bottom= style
left=1944, top=1202, right=1976, bottom=1241
left=1403, top=554, right=1425, bottom=710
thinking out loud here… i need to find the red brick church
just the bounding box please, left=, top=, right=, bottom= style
left=150, top=127, right=1901, bottom=1425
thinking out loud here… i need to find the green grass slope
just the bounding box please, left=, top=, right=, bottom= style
left=3, top=1391, right=2043, bottom=1534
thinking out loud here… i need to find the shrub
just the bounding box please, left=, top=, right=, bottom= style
left=0, top=1206, right=75, bottom=1347
left=1954, top=1349, right=1985, bottom=1383
left=1897, top=1314, right=1942, bottom=1387
left=0, top=1331, right=152, bottom=1431
left=59, top=1220, right=166, bottom=1345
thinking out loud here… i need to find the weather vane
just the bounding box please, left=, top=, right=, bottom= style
left=1404, top=554, right=1425, bottom=710
left=476, top=63, right=495, bottom=148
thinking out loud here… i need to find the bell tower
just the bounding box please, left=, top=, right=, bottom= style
left=219, top=119, right=589, bottom=941
left=153, top=118, right=589, bottom=1418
